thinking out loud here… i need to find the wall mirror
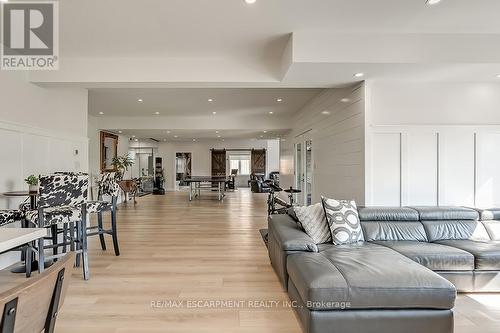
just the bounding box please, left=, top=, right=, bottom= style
left=100, top=131, right=118, bottom=172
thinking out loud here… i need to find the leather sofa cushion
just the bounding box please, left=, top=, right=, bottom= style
left=361, top=221, right=428, bottom=242
left=358, top=207, right=419, bottom=221
left=268, top=214, right=318, bottom=252
left=421, top=220, right=491, bottom=242
left=483, top=221, right=500, bottom=241
left=475, top=208, right=500, bottom=221
left=373, top=241, right=474, bottom=271
left=435, top=240, right=500, bottom=270
left=410, top=206, right=479, bottom=221
left=287, top=242, right=456, bottom=310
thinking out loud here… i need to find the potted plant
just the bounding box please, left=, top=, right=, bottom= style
left=24, top=175, right=39, bottom=193
left=111, top=154, right=134, bottom=180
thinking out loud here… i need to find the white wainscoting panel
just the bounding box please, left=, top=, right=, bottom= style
left=370, top=133, right=401, bottom=206
left=402, top=131, right=438, bottom=206
left=438, top=131, right=475, bottom=206
left=476, top=132, right=500, bottom=208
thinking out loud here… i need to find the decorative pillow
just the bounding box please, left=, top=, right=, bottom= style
left=321, top=197, right=364, bottom=245
left=293, top=203, right=332, bottom=244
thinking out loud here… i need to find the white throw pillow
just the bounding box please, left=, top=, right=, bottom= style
left=293, top=203, right=332, bottom=244
left=321, top=197, right=364, bottom=245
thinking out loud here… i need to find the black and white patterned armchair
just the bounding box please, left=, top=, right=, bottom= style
left=86, top=172, right=121, bottom=256
left=0, top=210, right=23, bottom=227
left=24, top=173, right=90, bottom=279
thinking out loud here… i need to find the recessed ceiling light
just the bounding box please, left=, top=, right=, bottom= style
left=215, top=130, right=219, bottom=134
left=118, top=130, right=123, bottom=134
left=132, top=135, right=136, bottom=138
left=212, top=111, right=217, bottom=115
left=222, top=139, right=225, bottom=142
left=244, top=0, right=256, bottom=4
left=353, top=72, right=365, bottom=78
left=208, top=98, right=214, bottom=102
left=341, top=98, right=351, bottom=103
left=426, top=0, right=442, bottom=5
left=276, top=98, right=283, bottom=102
left=166, top=130, right=171, bottom=134
left=263, top=130, right=267, bottom=133
left=163, top=139, right=167, bottom=142
left=496, top=74, right=500, bottom=78
left=193, top=139, right=196, bottom=142
left=174, top=135, right=178, bottom=138
left=154, top=112, right=160, bottom=115
left=98, top=112, right=104, bottom=115
left=260, top=135, right=264, bottom=138
left=269, top=111, right=274, bottom=114
left=321, top=110, right=331, bottom=115
left=138, top=99, right=143, bottom=102
left=217, top=135, right=221, bottom=138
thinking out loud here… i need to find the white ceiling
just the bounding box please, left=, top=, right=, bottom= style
left=89, top=88, right=322, bottom=117
left=60, top=0, right=500, bottom=59
left=113, top=129, right=288, bottom=141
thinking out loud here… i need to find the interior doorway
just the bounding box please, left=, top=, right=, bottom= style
left=294, top=138, right=313, bottom=206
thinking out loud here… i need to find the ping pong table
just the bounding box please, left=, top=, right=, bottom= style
left=184, top=176, right=227, bottom=201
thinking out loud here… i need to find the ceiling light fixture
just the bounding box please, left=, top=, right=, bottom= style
left=321, top=110, right=331, bottom=115
left=215, top=131, right=219, bottom=134
left=426, top=0, right=442, bottom=5
left=98, top=112, right=104, bottom=115
left=163, top=139, right=167, bottom=142
left=193, top=139, right=196, bottom=142
left=138, top=99, right=143, bottom=102
left=496, top=74, right=500, bottom=78
left=118, top=130, right=123, bottom=134
left=269, top=111, right=274, bottom=114
left=134, top=139, right=138, bottom=142
left=154, top=112, right=160, bottom=115
left=208, top=98, right=214, bottom=102
left=212, top=111, right=217, bottom=115
left=132, top=135, right=136, bottom=138
left=341, top=98, right=351, bottom=103
left=263, top=130, right=267, bottom=133
left=166, top=130, right=171, bottom=134
left=276, top=98, right=283, bottom=102
left=353, top=72, right=365, bottom=78
left=174, top=135, right=178, bottom=138
left=244, top=0, right=256, bottom=4
left=217, top=135, right=221, bottom=138
left=260, top=135, right=264, bottom=138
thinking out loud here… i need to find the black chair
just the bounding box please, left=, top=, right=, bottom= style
left=226, top=169, right=238, bottom=191
left=86, top=172, right=120, bottom=256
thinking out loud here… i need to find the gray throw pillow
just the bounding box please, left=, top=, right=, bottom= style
left=321, top=197, right=364, bottom=245
left=293, top=203, right=332, bottom=244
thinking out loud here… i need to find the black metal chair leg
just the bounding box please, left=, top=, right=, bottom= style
left=62, top=224, right=68, bottom=253
left=25, top=245, right=32, bottom=278
left=81, top=218, right=90, bottom=280
left=51, top=225, right=58, bottom=262
left=38, top=237, right=45, bottom=273
left=97, top=211, right=107, bottom=251
left=75, top=221, right=81, bottom=267
left=111, top=208, right=120, bottom=256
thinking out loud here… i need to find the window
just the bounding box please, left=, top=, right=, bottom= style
left=229, top=154, right=251, bottom=175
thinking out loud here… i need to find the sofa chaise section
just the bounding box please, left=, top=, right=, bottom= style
left=287, top=242, right=456, bottom=333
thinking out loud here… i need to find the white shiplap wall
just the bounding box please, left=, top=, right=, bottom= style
left=280, top=84, right=365, bottom=205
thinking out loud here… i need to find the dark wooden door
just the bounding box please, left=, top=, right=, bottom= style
left=211, top=149, right=226, bottom=177
left=251, top=149, right=266, bottom=175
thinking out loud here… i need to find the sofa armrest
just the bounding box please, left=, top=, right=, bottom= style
left=268, top=214, right=318, bottom=252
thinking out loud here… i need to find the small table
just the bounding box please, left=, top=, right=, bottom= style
left=0, top=228, right=47, bottom=254
left=184, top=176, right=227, bottom=201
left=2, top=191, right=38, bottom=210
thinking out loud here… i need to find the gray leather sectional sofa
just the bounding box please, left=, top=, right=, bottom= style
left=268, top=206, right=500, bottom=333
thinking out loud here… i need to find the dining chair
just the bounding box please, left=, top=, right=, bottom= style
left=0, top=210, right=34, bottom=278
left=86, top=172, right=120, bottom=256
left=0, top=252, right=74, bottom=333
left=24, top=174, right=90, bottom=280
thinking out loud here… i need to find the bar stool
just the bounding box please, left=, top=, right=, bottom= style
left=24, top=174, right=90, bottom=280
left=86, top=172, right=120, bottom=256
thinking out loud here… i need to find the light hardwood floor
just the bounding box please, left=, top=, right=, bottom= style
left=2, top=188, right=500, bottom=332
